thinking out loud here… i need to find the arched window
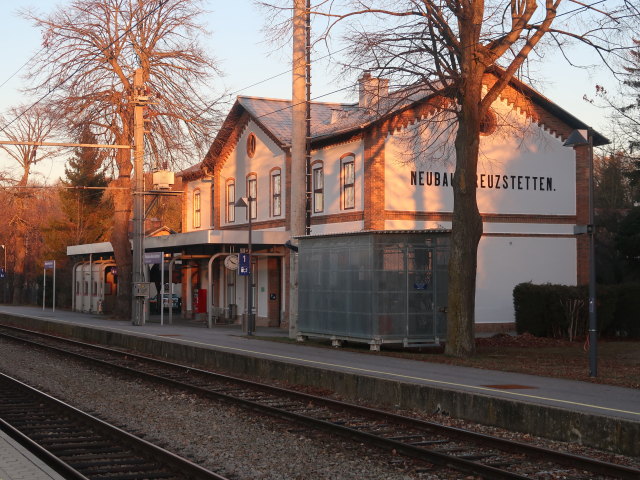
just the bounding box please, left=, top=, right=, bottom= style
left=210, top=183, right=215, bottom=227
left=226, top=179, right=235, bottom=223
left=341, top=154, right=355, bottom=210
left=311, top=161, right=323, bottom=213
left=247, top=173, right=257, bottom=220
left=193, top=189, right=201, bottom=228
left=270, top=168, right=281, bottom=217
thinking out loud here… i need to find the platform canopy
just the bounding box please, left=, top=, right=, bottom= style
left=67, top=229, right=290, bottom=256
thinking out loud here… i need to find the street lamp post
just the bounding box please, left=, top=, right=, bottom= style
left=564, top=128, right=597, bottom=377
left=235, top=196, right=254, bottom=335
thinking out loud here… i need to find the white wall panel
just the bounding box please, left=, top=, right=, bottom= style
left=309, top=221, right=364, bottom=236
left=385, top=97, right=576, bottom=216
left=310, top=140, right=364, bottom=216
left=219, top=120, right=286, bottom=228
left=475, top=236, right=577, bottom=324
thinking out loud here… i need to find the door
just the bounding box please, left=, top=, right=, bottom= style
left=267, top=257, right=281, bottom=326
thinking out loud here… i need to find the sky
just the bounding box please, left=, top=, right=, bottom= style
left=0, top=0, right=618, bottom=184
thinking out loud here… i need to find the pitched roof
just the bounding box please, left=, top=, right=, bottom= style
left=236, top=96, right=348, bottom=146
left=193, top=71, right=608, bottom=178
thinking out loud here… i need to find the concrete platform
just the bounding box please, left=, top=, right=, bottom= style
left=0, top=305, right=638, bottom=457
left=0, top=431, right=66, bottom=480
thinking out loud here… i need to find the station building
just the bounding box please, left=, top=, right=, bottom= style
left=67, top=70, right=607, bottom=344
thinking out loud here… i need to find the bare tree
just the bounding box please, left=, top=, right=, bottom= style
left=0, top=105, right=57, bottom=304
left=21, top=0, right=225, bottom=317
left=588, top=39, right=640, bottom=155
left=261, top=0, right=638, bottom=356
left=588, top=38, right=640, bottom=202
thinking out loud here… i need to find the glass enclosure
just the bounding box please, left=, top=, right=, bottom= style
left=299, top=231, right=450, bottom=347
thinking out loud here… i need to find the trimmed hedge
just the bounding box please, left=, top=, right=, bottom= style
left=513, top=282, right=640, bottom=339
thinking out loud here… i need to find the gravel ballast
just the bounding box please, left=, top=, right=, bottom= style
left=1, top=338, right=638, bottom=479
left=0, top=339, right=442, bottom=479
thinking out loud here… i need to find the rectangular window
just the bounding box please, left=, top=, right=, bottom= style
left=227, top=182, right=235, bottom=223
left=210, top=185, right=215, bottom=227
left=313, top=167, right=323, bottom=213
left=248, top=176, right=257, bottom=219
left=272, top=171, right=281, bottom=216
left=193, top=190, right=201, bottom=228
left=342, top=158, right=355, bottom=209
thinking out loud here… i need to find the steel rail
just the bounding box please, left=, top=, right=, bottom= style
left=0, top=418, right=88, bottom=480
left=2, top=323, right=638, bottom=480
left=0, top=371, right=229, bottom=480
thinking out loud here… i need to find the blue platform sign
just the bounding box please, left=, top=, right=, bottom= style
left=144, top=252, right=163, bottom=264
left=44, top=260, right=55, bottom=270
left=238, top=253, right=251, bottom=276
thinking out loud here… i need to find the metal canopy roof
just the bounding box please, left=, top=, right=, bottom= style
left=66, top=229, right=290, bottom=256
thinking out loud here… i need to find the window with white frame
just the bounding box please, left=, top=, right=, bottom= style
left=210, top=184, right=215, bottom=227
left=226, top=180, right=235, bottom=223
left=312, top=162, right=323, bottom=213
left=271, top=169, right=281, bottom=217
left=341, top=154, right=355, bottom=210
left=193, top=189, right=201, bottom=228
left=247, top=174, right=257, bottom=219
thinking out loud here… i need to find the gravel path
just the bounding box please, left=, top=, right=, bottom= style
left=0, top=339, right=443, bottom=480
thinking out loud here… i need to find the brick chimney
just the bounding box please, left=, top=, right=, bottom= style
left=358, top=72, right=389, bottom=109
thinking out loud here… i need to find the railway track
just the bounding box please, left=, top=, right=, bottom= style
left=0, top=371, right=229, bottom=480
left=1, top=323, right=638, bottom=480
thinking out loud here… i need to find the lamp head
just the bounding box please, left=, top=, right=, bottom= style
left=234, top=197, right=249, bottom=208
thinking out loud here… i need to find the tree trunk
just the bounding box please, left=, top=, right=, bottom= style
left=446, top=112, right=483, bottom=357
left=12, top=168, right=31, bottom=305
left=110, top=138, right=133, bottom=319
left=445, top=7, right=485, bottom=357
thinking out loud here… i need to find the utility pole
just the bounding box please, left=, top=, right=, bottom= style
left=132, top=68, right=149, bottom=326
left=289, top=0, right=308, bottom=338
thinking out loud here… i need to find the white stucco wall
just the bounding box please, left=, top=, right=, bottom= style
left=310, top=140, right=364, bottom=216
left=384, top=96, right=577, bottom=217
left=475, top=236, right=577, bottom=324
left=219, top=120, right=286, bottom=228
left=184, top=180, right=215, bottom=231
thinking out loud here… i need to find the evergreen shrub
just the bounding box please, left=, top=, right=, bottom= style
left=513, top=282, right=640, bottom=339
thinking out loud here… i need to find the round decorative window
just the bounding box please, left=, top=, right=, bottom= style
left=246, top=133, right=256, bottom=158
left=479, top=109, right=497, bottom=136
